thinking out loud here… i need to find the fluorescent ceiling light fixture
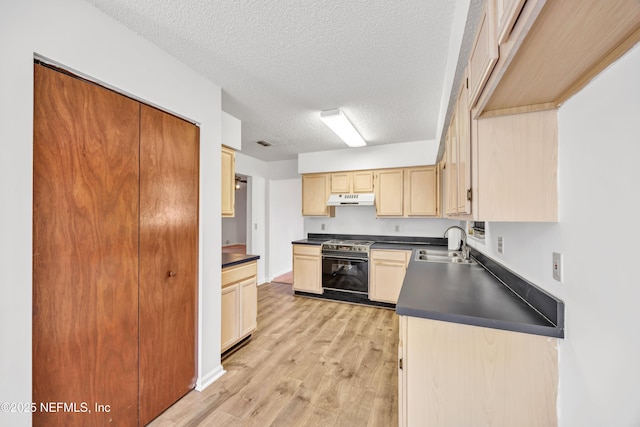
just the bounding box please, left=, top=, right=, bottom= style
left=320, top=109, right=366, bottom=147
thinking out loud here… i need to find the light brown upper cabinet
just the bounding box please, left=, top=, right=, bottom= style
left=447, top=70, right=472, bottom=217
left=33, top=64, right=198, bottom=426
left=404, top=166, right=438, bottom=217
left=221, top=145, right=235, bottom=217
left=353, top=170, right=375, bottom=192
left=375, top=167, right=439, bottom=217
left=473, top=109, right=557, bottom=222
left=475, top=0, right=640, bottom=117
left=468, top=0, right=499, bottom=108
left=330, top=170, right=374, bottom=193
left=302, top=173, right=335, bottom=217
left=495, top=0, right=526, bottom=45
left=374, top=168, right=404, bottom=216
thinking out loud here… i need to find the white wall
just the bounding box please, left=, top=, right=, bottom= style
left=221, top=111, right=242, bottom=150
left=298, top=140, right=439, bottom=173
left=222, top=185, right=247, bottom=246
left=305, top=208, right=457, bottom=237
left=247, top=175, right=267, bottom=283
left=0, top=0, right=223, bottom=423
left=466, top=44, right=640, bottom=426
left=236, top=154, right=302, bottom=282
left=268, top=179, right=304, bottom=279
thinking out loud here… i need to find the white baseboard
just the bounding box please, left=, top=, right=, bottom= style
left=196, top=365, right=226, bottom=391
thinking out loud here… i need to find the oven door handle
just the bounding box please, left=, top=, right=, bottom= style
left=332, top=265, right=346, bottom=277
left=322, top=254, right=368, bottom=261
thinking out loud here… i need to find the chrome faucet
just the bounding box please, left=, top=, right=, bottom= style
left=443, top=225, right=470, bottom=260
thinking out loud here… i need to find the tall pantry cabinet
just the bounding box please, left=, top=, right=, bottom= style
left=32, top=64, right=198, bottom=426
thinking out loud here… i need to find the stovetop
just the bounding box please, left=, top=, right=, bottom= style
left=321, top=239, right=375, bottom=253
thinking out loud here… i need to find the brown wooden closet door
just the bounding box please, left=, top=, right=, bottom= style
left=33, top=64, right=140, bottom=426
left=139, top=105, right=199, bottom=425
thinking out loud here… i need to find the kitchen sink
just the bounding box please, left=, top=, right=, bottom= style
left=414, top=249, right=477, bottom=265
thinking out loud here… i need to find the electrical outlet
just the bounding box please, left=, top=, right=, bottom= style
left=552, top=252, right=563, bottom=282
left=497, top=237, right=504, bottom=254
left=254, top=223, right=258, bottom=230
left=321, top=223, right=325, bottom=231
left=395, top=224, right=400, bottom=232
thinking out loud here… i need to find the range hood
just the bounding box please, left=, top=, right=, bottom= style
left=327, top=193, right=375, bottom=206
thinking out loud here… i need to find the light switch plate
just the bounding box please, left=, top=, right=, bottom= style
left=395, top=224, right=400, bottom=232
left=497, top=237, right=504, bottom=254
left=552, top=252, right=563, bottom=282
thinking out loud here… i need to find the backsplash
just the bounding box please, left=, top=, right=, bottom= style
left=304, top=206, right=458, bottom=237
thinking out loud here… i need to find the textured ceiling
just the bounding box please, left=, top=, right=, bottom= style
left=84, top=0, right=465, bottom=161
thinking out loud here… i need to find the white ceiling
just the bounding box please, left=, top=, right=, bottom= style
left=83, top=0, right=478, bottom=162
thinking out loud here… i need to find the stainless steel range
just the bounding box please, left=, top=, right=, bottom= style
left=321, top=240, right=374, bottom=295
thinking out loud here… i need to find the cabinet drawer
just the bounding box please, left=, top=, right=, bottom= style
left=293, top=244, right=321, bottom=257
left=371, top=250, right=409, bottom=262
left=222, top=261, right=257, bottom=287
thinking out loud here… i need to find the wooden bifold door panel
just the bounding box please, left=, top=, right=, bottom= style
left=139, top=105, right=199, bottom=425
left=33, top=64, right=198, bottom=427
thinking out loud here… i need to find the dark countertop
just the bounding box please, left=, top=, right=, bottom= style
left=292, top=238, right=327, bottom=246
left=371, top=241, right=447, bottom=251
left=396, top=249, right=564, bottom=338
left=293, top=234, right=449, bottom=248
left=222, top=253, right=260, bottom=269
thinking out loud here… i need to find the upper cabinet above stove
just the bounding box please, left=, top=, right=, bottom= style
left=301, top=166, right=439, bottom=218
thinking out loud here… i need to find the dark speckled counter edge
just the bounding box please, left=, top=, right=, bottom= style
left=396, top=304, right=563, bottom=338
left=222, top=254, right=260, bottom=269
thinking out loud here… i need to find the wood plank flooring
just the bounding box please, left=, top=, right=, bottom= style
left=149, top=282, right=399, bottom=427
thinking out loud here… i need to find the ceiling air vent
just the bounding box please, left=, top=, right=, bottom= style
left=256, top=140, right=271, bottom=147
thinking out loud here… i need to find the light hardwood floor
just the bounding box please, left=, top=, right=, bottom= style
left=149, top=282, right=399, bottom=427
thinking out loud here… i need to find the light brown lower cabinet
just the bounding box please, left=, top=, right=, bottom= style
left=399, top=316, right=558, bottom=427
left=292, top=244, right=323, bottom=294
left=33, top=63, right=198, bottom=427
left=369, top=249, right=411, bottom=303
left=221, top=261, right=258, bottom=353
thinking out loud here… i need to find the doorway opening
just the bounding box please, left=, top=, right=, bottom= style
left=222, top=174, right=248, bottom=254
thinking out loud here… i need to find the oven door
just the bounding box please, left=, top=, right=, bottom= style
left=322, top=255, right=369, bottom=295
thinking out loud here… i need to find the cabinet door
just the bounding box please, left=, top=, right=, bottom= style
left=353, top=170, right=374, bottom=192
left=302, top=174, right=333, bottom=216
left=370, top=250, right=409, bottom=303
left=496, top=0, right=526, bottom=45
left=292, top=245, right=322, bottom=294
left=330, top=172, right=352, bottom=193
left=139, top=105, right=199, bottom=426
left=405, top=167, right=438, bottom=216
left=221, top=284, right=240, bottom=352
left=398, top=316, right=408, bottom=427
left=240, top=277, right=258, bottom=337
left=375, top=169, right=404, bottom=216
left=446, top=114, right=459, bottom=215
left=468, top=0, right=498, bottom=107
left=404, top=316, right=558, bottom=426
left=33, top=64, right=140, bottom=427
left=476, top=109, right=557, bottom=221
left=456, top=73, right=472, bottom=215
left=221, top=146, right=235, bottom=217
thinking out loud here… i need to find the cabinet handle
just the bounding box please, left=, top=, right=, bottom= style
left=168, top=271, right=177, bottom=278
